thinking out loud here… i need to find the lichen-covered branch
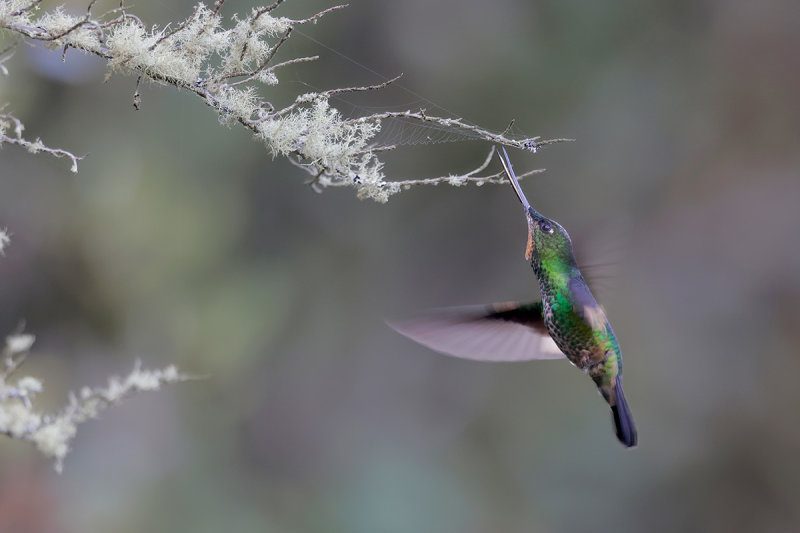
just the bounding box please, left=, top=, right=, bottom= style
left=388, top=145, right=546, bottom=190
left=0, top=107, right=84, bottom=172
left=0, top=0, right=567, bottom=201
left=0, top=231, right=189, bottom=473
left=0, top=329, right=189, bottom=472
left=0, top=43, right=83, bottom=170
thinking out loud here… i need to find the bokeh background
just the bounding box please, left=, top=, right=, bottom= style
left=2, top=0, right=800, bottom=531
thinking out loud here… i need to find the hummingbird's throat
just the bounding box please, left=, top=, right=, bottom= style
left=525, top=221, right=535, bottom=262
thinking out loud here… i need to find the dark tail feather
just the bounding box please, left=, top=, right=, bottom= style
left=611, top=376, right=637, bottom=448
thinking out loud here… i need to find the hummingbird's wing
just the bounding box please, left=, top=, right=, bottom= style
left=571, top=216, right=631, bottom=299
left=388, top=302, right=564, bottom=362
left=568, top=276, right=609, bottom=331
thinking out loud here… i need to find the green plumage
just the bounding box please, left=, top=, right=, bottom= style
left=533, top=226, right=621, bottom=389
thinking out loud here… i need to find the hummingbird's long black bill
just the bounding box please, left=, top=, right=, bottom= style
left=497, top=146, right=539, bottom=262
left=496, top=146, right=531, bottom=212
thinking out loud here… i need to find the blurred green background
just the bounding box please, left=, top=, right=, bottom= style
left=2, top=0, right=800, bottom=531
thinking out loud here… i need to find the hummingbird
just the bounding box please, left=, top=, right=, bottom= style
left=389, top=147, right=637, bottom=447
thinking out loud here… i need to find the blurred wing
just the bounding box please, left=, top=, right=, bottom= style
left=388, top=302, right=564, bottom=362
left=567, top=276, right=608, bottom=331
left=571, top=216, right=632, bottom=299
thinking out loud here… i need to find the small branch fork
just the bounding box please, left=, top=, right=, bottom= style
left=380, top=146, right=545, bottom=189
left=250, top=75, right=405, bottom=123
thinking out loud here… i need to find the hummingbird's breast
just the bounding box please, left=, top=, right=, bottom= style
left=535, top=267, right=618, bottom=374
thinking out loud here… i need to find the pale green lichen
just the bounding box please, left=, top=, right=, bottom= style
left=33, top=8, right=80, bottom=36
left=33, top=7, right=102, bottom=51
left=25, top=138, right=45, bottom=154
left=447, top=175, right=468, bottom=186
left=0, top=1, right=29, bottom=16
left=30, top=420, right=74, bottom=465
left=0, top=114, right=22, bottom=138
left=107, top=22, right=199, bottom=84
left=222, top=11, right=290, bottom=74
left=211, top=85, right=260, bottom=125
left=5, top=333, right=35, bottom=354
left=0, top=402, right=42, bottom=437
left=257, top=97, right=387, bottom=199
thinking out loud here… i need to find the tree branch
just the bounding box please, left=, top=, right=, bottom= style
left=0, top=0, right=568, bottom=201
left=0, top=109, right=83, bottom=172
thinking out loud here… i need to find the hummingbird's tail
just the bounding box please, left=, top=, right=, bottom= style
left=610, top=376, right=637, bottom=448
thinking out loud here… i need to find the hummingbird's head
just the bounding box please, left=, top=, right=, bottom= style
left=496, top=146, right=576, bottom=267
left=524, top=210, right=575, bottom=266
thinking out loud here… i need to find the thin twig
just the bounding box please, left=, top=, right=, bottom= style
left=212, top=0, right=227, bottom=15
left=229, top=27, right=293, bottom=81
left=238, top=7, right=293, bottom=63
left=387, top=146, right=545, bottom=188
left=248, top=75, right=402, bottom=122
left=1, top=113, right=84, bottom=172
left=133, top=76, right=142, bottom=110
left=9, top=0, right=43, bottom=18
left=322, top=74, right=403, bottom=98
left=262, top=0, right=288, bottom=14
left=265, top=54, right=318, bottom=73
left=38, top=0, right=99, bottom=42
left=0, top=42, right=16, bottom=76
left=352, top=144, right=397, bottom=156
left=290, top=4, right=348, bottom=25
left=148, top=4, right=202, bottom=51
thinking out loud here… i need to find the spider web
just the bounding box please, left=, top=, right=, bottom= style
left=291, top=29, right=540, bottom=150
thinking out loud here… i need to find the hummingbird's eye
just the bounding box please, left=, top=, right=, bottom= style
left=539, top=221, right=554, bottom=234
